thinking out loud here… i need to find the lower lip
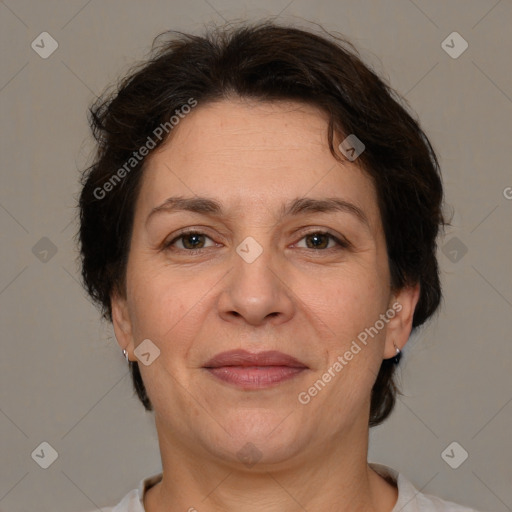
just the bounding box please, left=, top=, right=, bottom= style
left=205, top=366, right=306, bottom=389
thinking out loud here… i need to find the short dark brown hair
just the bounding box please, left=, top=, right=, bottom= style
left=78, top=21, right=445, bottom=426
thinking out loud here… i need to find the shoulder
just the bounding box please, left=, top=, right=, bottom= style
left=413, top=489, right=482, bottom=511
left=109, top=488, right=141, bottom=512
left=79, top=472, right=162, bottom=512
left=82, top=467, right=482, bottom=512
left=369, top=462, right=482, bottom=512
left=78, top=488, right=140, bottom=512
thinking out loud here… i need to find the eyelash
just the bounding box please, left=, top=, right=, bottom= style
left=163, top=229, right=351, bottom=253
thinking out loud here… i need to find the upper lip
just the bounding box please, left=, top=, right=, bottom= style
left=203, top=350, right=308, bottom=368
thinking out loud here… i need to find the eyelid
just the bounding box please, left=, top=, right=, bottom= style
left=162, top=228, right=219, bottom=251
left=291, top=228, right=352, bottom=250
left=163, top=227, right=351, bottom=252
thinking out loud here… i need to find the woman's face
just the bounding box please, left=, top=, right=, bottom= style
left=112, top=99, right=418, bottom=468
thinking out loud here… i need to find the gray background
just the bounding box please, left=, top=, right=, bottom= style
left=0, top=1, right=511, bottom=511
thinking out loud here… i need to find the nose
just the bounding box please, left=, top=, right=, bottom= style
left=216, top=243, right=295, bottom=327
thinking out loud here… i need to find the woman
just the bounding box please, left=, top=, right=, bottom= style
left=78, top=22, right=480, bottom=512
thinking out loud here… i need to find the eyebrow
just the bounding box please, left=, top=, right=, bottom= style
left=146, top=196, right=370, bottom=229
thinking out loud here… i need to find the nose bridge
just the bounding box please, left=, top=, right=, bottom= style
left=217, top=233, right=294, bottom=326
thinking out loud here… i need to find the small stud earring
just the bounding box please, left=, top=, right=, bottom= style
left=122, top=349, right=129, bottom=362
left=392, top=342, right=402, bottom=364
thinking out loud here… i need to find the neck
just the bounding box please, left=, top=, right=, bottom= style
left=144, top=415, right=398, bottom=512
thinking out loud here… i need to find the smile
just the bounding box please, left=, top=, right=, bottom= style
left=205, top=366, right=307, bottom=389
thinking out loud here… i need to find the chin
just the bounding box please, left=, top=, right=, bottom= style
left=201, top=411, right=306, bottom=467
left=207, top=437, right=303, bottom=471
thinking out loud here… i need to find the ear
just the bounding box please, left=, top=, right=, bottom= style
left=111, top=292, right=136, bottom=361
left=383, top=283, right=421, bottom=359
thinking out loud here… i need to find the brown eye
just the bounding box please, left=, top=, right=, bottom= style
left=165, top=232, right=215, bottom=251
left=296, top=231, right=348, bottom=250
left=304, top=233, right=331, bottom=249
left=181, top=233, right=206, bottom=249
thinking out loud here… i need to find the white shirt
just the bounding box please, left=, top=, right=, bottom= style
left=92, top=463, right=481, bottom=511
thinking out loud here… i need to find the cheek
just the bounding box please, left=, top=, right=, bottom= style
left=299, top=268, right=389, bottom=397
left=126, top=259, right=221, bottom=354
left=301, top=266, right=387, bottom=338
left=126, top=263, right=184, bottom=340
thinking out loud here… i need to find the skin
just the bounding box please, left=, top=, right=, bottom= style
left=112, top=98, right=420, bottom=512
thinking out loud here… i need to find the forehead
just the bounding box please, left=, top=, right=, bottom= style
left=137, top=99, right=381, bottom=231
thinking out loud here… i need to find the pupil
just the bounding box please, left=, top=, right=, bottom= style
left=308, top=233, right=327, bottom=249
left=184, top=234, right=203, bottom=249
